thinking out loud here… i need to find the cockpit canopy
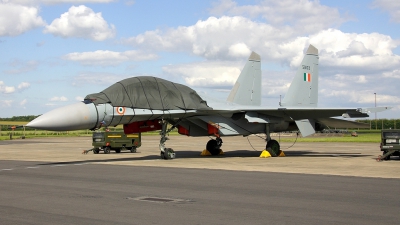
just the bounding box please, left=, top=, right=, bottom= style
left=84, top=76, right=211, bottom=111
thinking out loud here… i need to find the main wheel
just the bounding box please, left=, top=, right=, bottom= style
left=115, top=149, right=121, bottom=153
left=130, top=147, right=137, bottom=153
left=93, top=148, right=100, bottom=154
left=206, top=139, right=220, bottom=156
left=104, top=147, right=111, bottom=154
left=266, top=140, right=281, bottom=156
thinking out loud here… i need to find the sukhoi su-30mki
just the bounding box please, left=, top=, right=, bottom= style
left=27, top=45, right=390, bottom=159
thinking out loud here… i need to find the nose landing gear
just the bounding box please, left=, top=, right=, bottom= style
left=159, top=120, right=176, bottom=160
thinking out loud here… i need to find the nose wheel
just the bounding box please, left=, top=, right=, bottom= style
left=161, top=148, right=175, bottom=159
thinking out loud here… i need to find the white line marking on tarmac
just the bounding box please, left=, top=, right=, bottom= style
left=1, top=163, right=90, bottom=172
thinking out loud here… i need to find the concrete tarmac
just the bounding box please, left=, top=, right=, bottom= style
left=1, top=136, right=400, bottom=224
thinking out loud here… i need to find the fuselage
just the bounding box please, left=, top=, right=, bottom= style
left=26, top=95, right=295, bottom=137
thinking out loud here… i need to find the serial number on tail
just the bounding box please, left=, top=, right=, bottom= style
left=302, top=65, right=311, bottom=70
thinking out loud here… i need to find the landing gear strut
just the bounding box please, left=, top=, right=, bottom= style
left=206, top=137, right=223, bottom=155
left=159, top=120, right=176, bottom=160
left=265, top=125, right=282, bottom=156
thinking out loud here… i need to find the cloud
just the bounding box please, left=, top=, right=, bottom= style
left=0, top=81, right=16, bottom=94
left=4, top=60, right=39, bottom=74
left=209, top=0, right=347, bottom=33
left=123, top=16, right=290, bottom=60
left=0, top=100, right=13, bottom=107
left=162, top=61, right=242, bottom=87
left=125, top=14, right=400, bottom=75
left=20, top=99, right=27, bottom=106
left=75, top=96, right=84, bottom=101
left=0, top=3, right=46, bottom=36
left=336, top=41, right=373, bottom=58
left=303, top=29, right=400, bottom=74
left=372, top=0, right=400, bottom=23
left=2, top=0, right=116, bottom=4
left=0, top=81, right=30, bottom=94
left=332, top=74, right=368, bottom=84
left=44, top=5, right=116, bottom=41
left=320, top=89, right=400, bottom=105
left=64, top=50, right=158, bottom=66
left=228, top=43, right=251, bottom=58
left=72, top=72, right=128, bottom=86
left=383, top=69, right=400, bottom=78
left=125, top=0, right=135, bottom=6
left=36, top=41, right=45, bottom=47
left=18, top=82, right=30, bottom=90
left=50, top=96, right=68, bottom=101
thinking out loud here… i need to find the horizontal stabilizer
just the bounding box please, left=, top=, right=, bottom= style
left=317, top=118, right=370, bottom=129
left=342, top=107, right=392, bottom=118
left=295, top=119, right=315, bottom=137
left=361, top=107, right=393, bottom=113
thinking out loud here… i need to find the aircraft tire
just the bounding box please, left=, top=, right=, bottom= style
left=93, top=149, right=99, bottom=154
left=115, top=149, right=121, bottom=153
left=160, top=148, right=174, bottom=160
left=160, top=151, right=166, bottom=159
left=206, top=139, right=220, bottom=156
left=266, top=140, right=281, bottom=156
left=130, top=147, right=137, bottom=153
left=104, top=147, right=111, bottom=154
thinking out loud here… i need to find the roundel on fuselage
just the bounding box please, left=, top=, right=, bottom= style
left=116, top=107, right=125, bottom=115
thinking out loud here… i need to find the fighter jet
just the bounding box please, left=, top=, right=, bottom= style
left=27, top=45, right=390, bottom=159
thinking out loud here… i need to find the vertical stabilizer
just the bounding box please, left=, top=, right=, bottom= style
left=281, top=44, right=319, bottom=107
left=227, top=52, right=261, bottom=106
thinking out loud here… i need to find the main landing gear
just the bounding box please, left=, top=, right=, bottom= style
left=206, top=137, right=223, bottom=155
left=264, top=125, right=282, bottom=157
left=159, top=120, right=175, bottom=160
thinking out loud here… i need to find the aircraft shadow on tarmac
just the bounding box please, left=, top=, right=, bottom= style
left=37, top=149, right=369, bottom=166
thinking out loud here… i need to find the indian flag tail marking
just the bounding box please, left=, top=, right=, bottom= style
left=303, top=73, right=311, bottom=82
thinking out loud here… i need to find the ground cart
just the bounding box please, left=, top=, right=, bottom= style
left=90, top=131, right=141, bottom=154
left=377, top=129, right=400, bottom=161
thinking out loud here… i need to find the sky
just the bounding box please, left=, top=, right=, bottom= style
left=0, top=0, right=399, bottom=119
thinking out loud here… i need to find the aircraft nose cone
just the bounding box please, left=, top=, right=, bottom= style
left=27, top=102, right=98, bottom=131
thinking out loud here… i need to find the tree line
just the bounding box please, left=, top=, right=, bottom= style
left=357, top=119, right=400, bottom=130
left=0, top=115, right=39, bottom=122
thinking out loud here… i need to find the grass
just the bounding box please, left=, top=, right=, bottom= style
left=0, top=121, right=28, bottom=126
left=277, top=133, right=381, bottom=143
